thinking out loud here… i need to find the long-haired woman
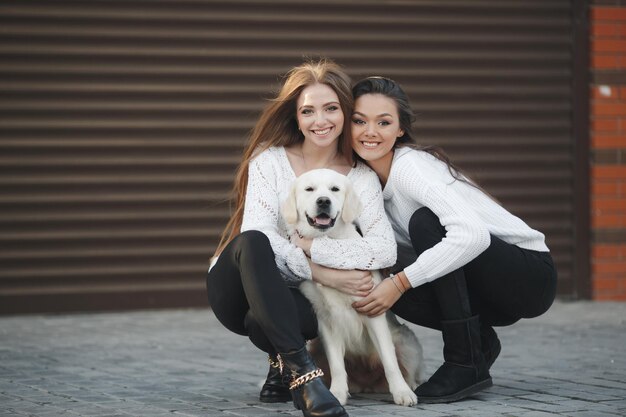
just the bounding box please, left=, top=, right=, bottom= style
left=350, top=76, right=557, bottom=404
left=206, top=61, right=397, bottom=417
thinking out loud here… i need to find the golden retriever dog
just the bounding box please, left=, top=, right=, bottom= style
left=282, top=168, right=424, bottom=406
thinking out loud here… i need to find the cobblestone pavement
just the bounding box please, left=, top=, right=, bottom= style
left=0, top=301, right=625, bottom=417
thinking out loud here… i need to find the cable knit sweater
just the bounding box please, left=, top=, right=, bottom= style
left=386, top=147, right=549, bottom=289
left=216, top=146, right=397, bottom=286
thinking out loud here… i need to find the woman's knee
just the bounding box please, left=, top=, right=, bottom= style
left=390, top=285, right=443, bottom=330
left=524, top=271, right=557, bottom=319
left=229, top=230, right=274, bottom=261
left=233, top=229, right=271, bottom=250
left=408, top=207, right=446, bottom=254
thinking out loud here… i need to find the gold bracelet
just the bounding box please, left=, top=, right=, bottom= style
left=391, top=275, right=405, bottom=295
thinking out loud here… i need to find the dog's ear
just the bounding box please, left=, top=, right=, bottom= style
left=341, top=182, right=362, bottom=224
left=281, top=182, right=299, bottom=225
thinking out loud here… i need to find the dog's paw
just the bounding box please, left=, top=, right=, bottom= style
left=391, top=387, right=417, bottom=407
left=330, top=387, right=350, bottom=405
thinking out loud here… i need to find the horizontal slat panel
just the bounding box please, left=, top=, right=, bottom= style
left=0, top=0, right=577, bottom=313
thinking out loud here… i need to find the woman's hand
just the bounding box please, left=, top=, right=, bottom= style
left=291, top=231, right=313, bottom=257
left=309, top=261, right=374, bottom=297
left=352, top=278, right=403, bottom=317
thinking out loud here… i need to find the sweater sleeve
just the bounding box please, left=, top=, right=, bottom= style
left=240, top=151, right=312, bottom=283
left=397, top=162, right=491, bottom=288
left=309, top=166, right=397, bottom=270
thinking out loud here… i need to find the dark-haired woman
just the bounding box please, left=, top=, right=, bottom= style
left=350, top=77, right=557, bottom=404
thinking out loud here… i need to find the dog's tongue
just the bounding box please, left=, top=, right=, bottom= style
left=315, top=216, right=332, bottom=226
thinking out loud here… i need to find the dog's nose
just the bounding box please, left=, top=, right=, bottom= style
left=316, top=197, right=331, bottom=208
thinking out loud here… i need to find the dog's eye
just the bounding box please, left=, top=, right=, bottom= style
left=331, top=186, right=340, bottom=192
left=305, top=186, right=314, bottom=192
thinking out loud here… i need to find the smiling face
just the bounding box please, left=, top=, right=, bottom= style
left=351, top=93, right=404, bottom=165
left=296, top=83, right=345, bottom=150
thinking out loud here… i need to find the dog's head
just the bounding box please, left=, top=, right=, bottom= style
left=282, top=168, right=362, bottom=237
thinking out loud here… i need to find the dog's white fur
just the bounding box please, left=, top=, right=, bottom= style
left=282, top=168, right=424, bottom=406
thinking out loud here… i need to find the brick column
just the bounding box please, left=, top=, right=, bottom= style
left=590, top=3, right=626, bottom=300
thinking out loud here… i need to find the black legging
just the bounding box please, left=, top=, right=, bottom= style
left=206, top=230, right=318, bottom=354
left=391, top=208, right=557, bottom=329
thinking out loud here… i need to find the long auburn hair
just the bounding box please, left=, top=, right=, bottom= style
left=214, top=58, right=354, bottom=258
left=352, top=76, right=489, bottom=194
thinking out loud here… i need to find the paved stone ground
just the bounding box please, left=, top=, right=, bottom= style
left=0, top=301, right=625, bottom=417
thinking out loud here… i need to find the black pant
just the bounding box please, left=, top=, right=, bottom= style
left=391, top=208, right=558, bottom=329
left=206, top=230, right=318, bottom=354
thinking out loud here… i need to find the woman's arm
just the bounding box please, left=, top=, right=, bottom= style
left=240, top=150, right=312, bottom=282
left=308, top=259, right=375, bottom=297
left=352, top=271, right=410, bottom=316
left=396, top=161, right=491, bottom=288
left=308, top=167, right=397, bottom=270
left=353, top=175, right=491, bottom=315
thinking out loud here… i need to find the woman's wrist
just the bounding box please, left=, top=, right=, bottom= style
left=396, top=271, right=411, bottom=291
left=390, top=275, right=405, bottom=295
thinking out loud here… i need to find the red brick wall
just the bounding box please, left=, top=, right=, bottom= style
left=590, top=3, right=626, bottom=300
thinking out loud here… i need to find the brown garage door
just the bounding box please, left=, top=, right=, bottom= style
left=0, top=0, right=585, bottom=314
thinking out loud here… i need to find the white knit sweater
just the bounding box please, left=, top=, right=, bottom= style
left=386, top=147, right=549, bottom=289
left=220, top=146, right=397, bottom=285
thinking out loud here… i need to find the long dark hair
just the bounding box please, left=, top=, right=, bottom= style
left=352, top=76, right=485, bottom=191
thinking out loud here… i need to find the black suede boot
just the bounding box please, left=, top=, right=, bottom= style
left=259, top=355, right=291, bottom=403
left=415, top=316, right=492, bottom=403
left=279, top=346, right=348, bottom=417
left=481, top=323, right=501, bottom=370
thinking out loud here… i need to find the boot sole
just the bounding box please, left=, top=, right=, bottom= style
left=259, top=394, right=291, bottom=403
left=417, top=377, right=493, bottom=404
left=293, top=399, right=349, bottom=417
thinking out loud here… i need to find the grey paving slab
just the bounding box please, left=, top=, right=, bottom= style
left=0, top=301, right=624, bottom=416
